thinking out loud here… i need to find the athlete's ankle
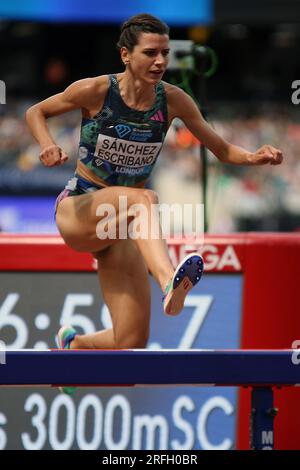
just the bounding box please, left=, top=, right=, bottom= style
left=160, top=274, right=173, bottom=292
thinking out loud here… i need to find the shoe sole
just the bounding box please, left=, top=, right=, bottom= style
left=164, top=253, right=204, bottom=316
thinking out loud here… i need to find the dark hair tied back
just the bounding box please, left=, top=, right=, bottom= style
left=117, top=13, right=169, bottom=52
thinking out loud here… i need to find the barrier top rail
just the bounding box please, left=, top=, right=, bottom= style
left=0, top=349, right=299, bottom=387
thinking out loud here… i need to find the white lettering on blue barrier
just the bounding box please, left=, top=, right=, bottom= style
left=262, top=430, right=273, bottom=445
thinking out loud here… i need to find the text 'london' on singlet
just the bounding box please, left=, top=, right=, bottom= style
left=77, top=74, right=169, bottom=187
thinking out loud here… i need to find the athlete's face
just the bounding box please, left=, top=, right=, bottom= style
left=122, top=33, right=170, bottom=84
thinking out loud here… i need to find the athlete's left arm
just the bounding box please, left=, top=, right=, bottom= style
left=169, top=86, right=283, bottom=166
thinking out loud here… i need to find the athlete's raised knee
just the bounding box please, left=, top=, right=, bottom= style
left=143, top=189, right=159, bottom=205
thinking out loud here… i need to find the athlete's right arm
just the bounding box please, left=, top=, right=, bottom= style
left=26, top=78, right=101, bottom=167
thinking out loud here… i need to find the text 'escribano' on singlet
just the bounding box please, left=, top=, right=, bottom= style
left=78, top=74, right=169, bottom=187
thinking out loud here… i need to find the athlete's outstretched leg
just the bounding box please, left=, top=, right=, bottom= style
left=56, top=186, right=175, bottom=290
left=56, top=186, right=203, bottom=317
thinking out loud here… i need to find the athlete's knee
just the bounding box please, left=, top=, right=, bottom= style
left=130, top=189, right=159, bottom=207
left=143, top=189, right=159, bottom=205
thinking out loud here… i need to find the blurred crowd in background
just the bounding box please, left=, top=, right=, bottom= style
left=1, top=18, right=300, bottom=233
left=1, top=100, right=299, bottom=233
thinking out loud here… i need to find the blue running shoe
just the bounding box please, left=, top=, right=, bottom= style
left=163, top=252, right=204, bottom=316
left=56, top=325, right=77, bottom=395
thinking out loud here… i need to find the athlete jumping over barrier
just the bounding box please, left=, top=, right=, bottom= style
left=26, top=14, right=283, bottom=395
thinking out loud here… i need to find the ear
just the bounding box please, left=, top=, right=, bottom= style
left=120, top=47, right=130, bottom=66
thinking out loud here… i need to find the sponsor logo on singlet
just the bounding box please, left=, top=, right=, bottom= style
left=115, top=124, right=131, bottom=138
left=94, top=134, right=162, bottom=169
left=130, top=129, right=153, bottom=142
left=150, top=110, right=165, bottom=122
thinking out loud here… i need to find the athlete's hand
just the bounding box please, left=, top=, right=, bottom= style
left=39, top=144, right=69, bottom=167
left=249, top=145, right=283, bottom=166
